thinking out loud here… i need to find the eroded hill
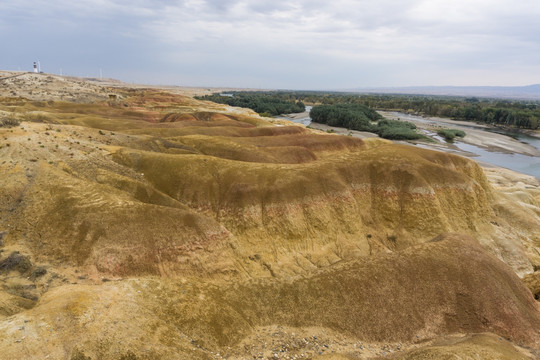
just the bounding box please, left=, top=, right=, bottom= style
left=0, top=72, right=539, bottom=359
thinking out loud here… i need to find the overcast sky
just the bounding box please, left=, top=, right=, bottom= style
left=2, top=0, right=540, bottom=89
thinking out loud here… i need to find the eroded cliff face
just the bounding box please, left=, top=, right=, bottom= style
left=0, top=234, right=538, bottom=359
left=2, top=118, right=497, bottom=279
left=108, top=139, right=495, bottom=278
left=0, top=73, right=539, bottom=359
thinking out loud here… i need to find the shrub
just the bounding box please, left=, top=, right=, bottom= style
left=23, top=112, right=54, bottom=123
left=0, top=117, right=20, bottom=128
left=310, top=104, right=428, bottom=140
left=376, top=119, right=423, bottom=140
left=437, top=129, right=466, bottom=142
left=378, top=126, right=424, bottom=140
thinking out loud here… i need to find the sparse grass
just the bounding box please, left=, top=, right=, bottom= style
left=70, top=348, right=91, bottom=360
left=23, top=112, right=55, bottom=123
left=0, top=117, right=20, bottom=128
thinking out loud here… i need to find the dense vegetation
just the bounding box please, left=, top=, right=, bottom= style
left=214, top=91, right=540, bottom=130
left=198, top=90, right=540, bottom=134
left=356, top=95, right=540, bottom=130
left=309, top=104, right=382, bottom=128
left=196, top=92, right=305, bottom=116
left=437, top=129, right=466, bottom=142
left=310, top=104, right=426, bottom=140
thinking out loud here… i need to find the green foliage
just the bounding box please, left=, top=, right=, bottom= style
left=376, top=121, right=423, bottom=140
left=196, top=92, right=306, bottom=116
left=199, top=90, right=540, bottom=130
left=310, top=104, right=424, bottom=140
left=215, top=91, right=540, bottom=130
left=310, top=103, right=381, bottom=130
left=437, top=129, right=466, bottom=142
left=354, top=94, right=540, bottom=129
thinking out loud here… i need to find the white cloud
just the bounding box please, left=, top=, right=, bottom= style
left=2, top=0, right=540, bottom=87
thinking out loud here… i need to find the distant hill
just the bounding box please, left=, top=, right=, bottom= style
left=352, top=84, right=540, bottom=100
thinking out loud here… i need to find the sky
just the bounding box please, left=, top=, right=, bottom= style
left=1, top=0, right=540, bottom=89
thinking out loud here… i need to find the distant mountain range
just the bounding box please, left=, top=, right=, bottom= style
left=350, top=84, right=540, bottom=100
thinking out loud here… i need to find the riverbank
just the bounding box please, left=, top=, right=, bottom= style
left=280, top=108, right=540, bottom=157
left=379, top=111, right=540, bottom=157
left=307, top=114, right=540, bottom=158
left=306, top=121, right=540, bottom=188
left=280, top=108, right=540, bottom=179
left=307, top=121, right=380, bottom=139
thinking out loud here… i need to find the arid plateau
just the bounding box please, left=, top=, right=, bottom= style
left=0, top=71, right=539, bottom=359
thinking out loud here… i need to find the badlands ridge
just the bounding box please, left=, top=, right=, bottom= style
left=0, top=71, right=539, bottom=359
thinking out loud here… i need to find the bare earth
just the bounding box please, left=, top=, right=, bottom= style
left=1, top=71, right=540, bottom=359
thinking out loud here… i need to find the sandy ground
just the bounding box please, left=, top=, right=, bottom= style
left=482, top=165, right=540, bottom=190
left=0, top=70, right=263, bottom=100
left=308, top=122, right=380, bottom=139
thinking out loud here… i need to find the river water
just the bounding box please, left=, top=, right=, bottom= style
left=283, top=108, right=540, bottom=179
left=386, top=112, right=540, bottom=179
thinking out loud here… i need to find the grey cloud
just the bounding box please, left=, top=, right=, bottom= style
left=2, top=0, right=540, bottom=88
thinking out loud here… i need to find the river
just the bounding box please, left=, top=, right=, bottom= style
left=281, top=108, right=540, bottom=179
left=383, top=112, right=540, bottom=179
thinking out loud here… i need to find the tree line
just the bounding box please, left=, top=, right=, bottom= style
left=310, top=104, right=426, bottom=140
left=195, top=92, right=305, bottom=116
left=197, top=91, right=540, bottom=130
left=355, top=95, right=540, bottom=130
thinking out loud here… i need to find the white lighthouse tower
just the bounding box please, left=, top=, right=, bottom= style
left=33, top=62, right=38, bottom=73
